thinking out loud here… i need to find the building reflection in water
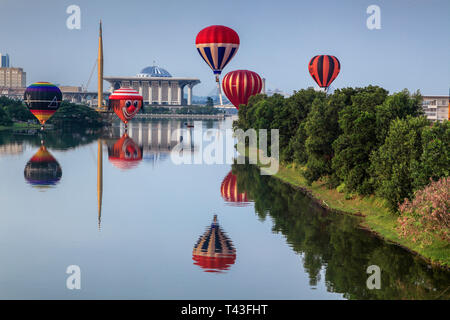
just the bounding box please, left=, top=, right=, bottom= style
left=112, top=121, right=196, bottom=166
left=220, top=171, right=251, bottom=206
left=107, top=133, right=143, bottom=170
left=24, top=143, right=62, bottom=190
left=192, top=215, right=236, bottom=273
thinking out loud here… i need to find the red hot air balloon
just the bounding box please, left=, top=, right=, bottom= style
left=195, top=25, right=240, bottom=105
left=107, top=133, right=143, bottom=170
left=220, top=171, right=250, bottom=206
left=192, top=215, right=236, bottom=273
left=222, top=70, right=263, bottom=109
left=308, top=55, right=340, bottom=90
left=108, top=88, right=143, bottom=125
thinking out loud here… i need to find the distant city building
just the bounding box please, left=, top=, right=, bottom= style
left=0, top=53, right=10, bottom=68
left=104, top=65, right=200, bottom=106
left=422, top=96, right=449, bottom=122
left=0, top=67, right=26, bottom=88
left=266, top=88, right=290, bottom=97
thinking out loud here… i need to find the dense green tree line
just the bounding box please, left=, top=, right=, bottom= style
left=233, top=86, right=449, bottom=212
left=232, top=164, right=450, bottom=299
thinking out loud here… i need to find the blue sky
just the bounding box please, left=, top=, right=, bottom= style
left=0, top=0, right=448, bottom=96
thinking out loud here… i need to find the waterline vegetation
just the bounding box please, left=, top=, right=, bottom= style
left=234, top=86, right=449, bottom=267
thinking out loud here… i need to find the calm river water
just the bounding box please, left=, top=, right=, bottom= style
left=0, top=117, right=448, bottom=299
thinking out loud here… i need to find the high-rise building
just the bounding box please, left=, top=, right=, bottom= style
left=0, top=67, right=26, bottom=88
left=0, top=53, right=10, bottom=68
left=422, top=96, right=449, bottom=122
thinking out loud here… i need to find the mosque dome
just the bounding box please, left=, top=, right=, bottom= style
left=137, top=65, right=172, bottom=78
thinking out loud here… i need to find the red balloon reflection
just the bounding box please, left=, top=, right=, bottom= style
left=220, top=171, right=250, bottom=206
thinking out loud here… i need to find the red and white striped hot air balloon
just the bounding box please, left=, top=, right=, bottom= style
left=109, top=87, right=143, bottom=125
left=222, top=70, right=263, bottom=109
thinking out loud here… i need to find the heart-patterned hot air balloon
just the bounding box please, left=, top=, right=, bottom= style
left=108, top=87, right=143, bottom=125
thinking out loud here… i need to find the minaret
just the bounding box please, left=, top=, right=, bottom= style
left=98, top=20, right=104, bottom=110
left=97, top=139, right=103, bottom=229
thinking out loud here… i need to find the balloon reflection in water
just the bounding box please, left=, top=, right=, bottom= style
left=24, top=144, right=62, bottom=189
left=107, top=133, right=143, bottom=170
left=220, top=171, right=250, bottom=206
left=192, top=215, right=236, bottom=273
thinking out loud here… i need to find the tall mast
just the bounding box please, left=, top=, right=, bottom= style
left=97, top=139, right=103, bottom=229
left=98, top=20, right=103, bottom=109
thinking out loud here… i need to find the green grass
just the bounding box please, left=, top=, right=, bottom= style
left=0, top=122, right=42, bottom=131
left=244, top=145, right=449, bottom=267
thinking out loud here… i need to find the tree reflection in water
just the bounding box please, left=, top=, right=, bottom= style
left=232, top=163, right=450, bottom=300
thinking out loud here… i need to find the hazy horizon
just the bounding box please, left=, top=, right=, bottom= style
left=0, top=0, right=448, bottom=96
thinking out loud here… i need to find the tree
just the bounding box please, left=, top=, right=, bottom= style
left=304, top=88, right=358, bottom=185
left=0, top=106, right=13, bottom=126
left=206, top=96, right=214, bottom=107
left=370, top=116, right=429, bottom=211
left=375, top=89, right=423, bottom=144
left=278, top=89, right=325, bottom=162
left=412, top=120, right=450, bottom=189
left=332, top=86, right=388, bottom=194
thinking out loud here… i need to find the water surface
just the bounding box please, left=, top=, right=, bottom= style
left=0, top=118, right=448, bottom=299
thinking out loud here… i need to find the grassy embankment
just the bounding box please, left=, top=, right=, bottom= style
left=251, top=147, right=450, bottom=268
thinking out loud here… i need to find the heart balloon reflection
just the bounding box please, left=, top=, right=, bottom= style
left=24, top=144, right=62, bottom=189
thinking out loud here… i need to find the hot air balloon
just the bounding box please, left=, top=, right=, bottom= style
left=220, top=171, right=250, bottom=206
left=24, top=144, right=62, bottom=189
left=192, top=215, right=236, bottom=273
left=195, top=25, right=240, bottom=105
left=308, top=55, right=340, bottom=91
left=24, top=82, right=62, bottom=129
left=222, top=70, right=263, bottom=109
left=108, top=87, right=143, bottom=126
left=107, top=133, right=143, bottom=170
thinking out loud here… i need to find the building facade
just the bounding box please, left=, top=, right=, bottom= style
left=104, top=66, right=200, bottom=106
left=0, top=53, right=10, bottom=68
left=422, top=96, right=449, bottom=122
left=0, top=67, right=26, bottom=88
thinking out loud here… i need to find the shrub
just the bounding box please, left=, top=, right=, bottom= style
left=397, top=176, right=450, bottom=246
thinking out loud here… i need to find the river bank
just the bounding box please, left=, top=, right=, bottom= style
left=257, top=159, right=450, bottom=268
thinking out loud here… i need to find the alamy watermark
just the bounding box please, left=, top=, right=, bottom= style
left=66, top=265, right=81, bottom=290
left=366, top=5, right=381, bottom=30
left=366, top=265, right=381, bottom=290
left=66, top=5, right=81, bottom=30
left=169, top=127, right=279, bottom=175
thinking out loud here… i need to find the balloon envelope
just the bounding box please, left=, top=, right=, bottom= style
left=195, top=25, right=240, bottom=76
left=222, top=70, right=263, bottom=109
left=109, top=88, right=143, bottom=124
left=108, top=133, right=143, bottom=170
left=24, top=145, right=62, bottom=188
left=24, top=82, right=62, bottom=125
left=308, top=55, right=340, bottom=88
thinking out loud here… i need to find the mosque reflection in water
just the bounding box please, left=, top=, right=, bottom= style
left=192, top=215, right=236, bottom=273
left=24, top=143, right=62, bottom=189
